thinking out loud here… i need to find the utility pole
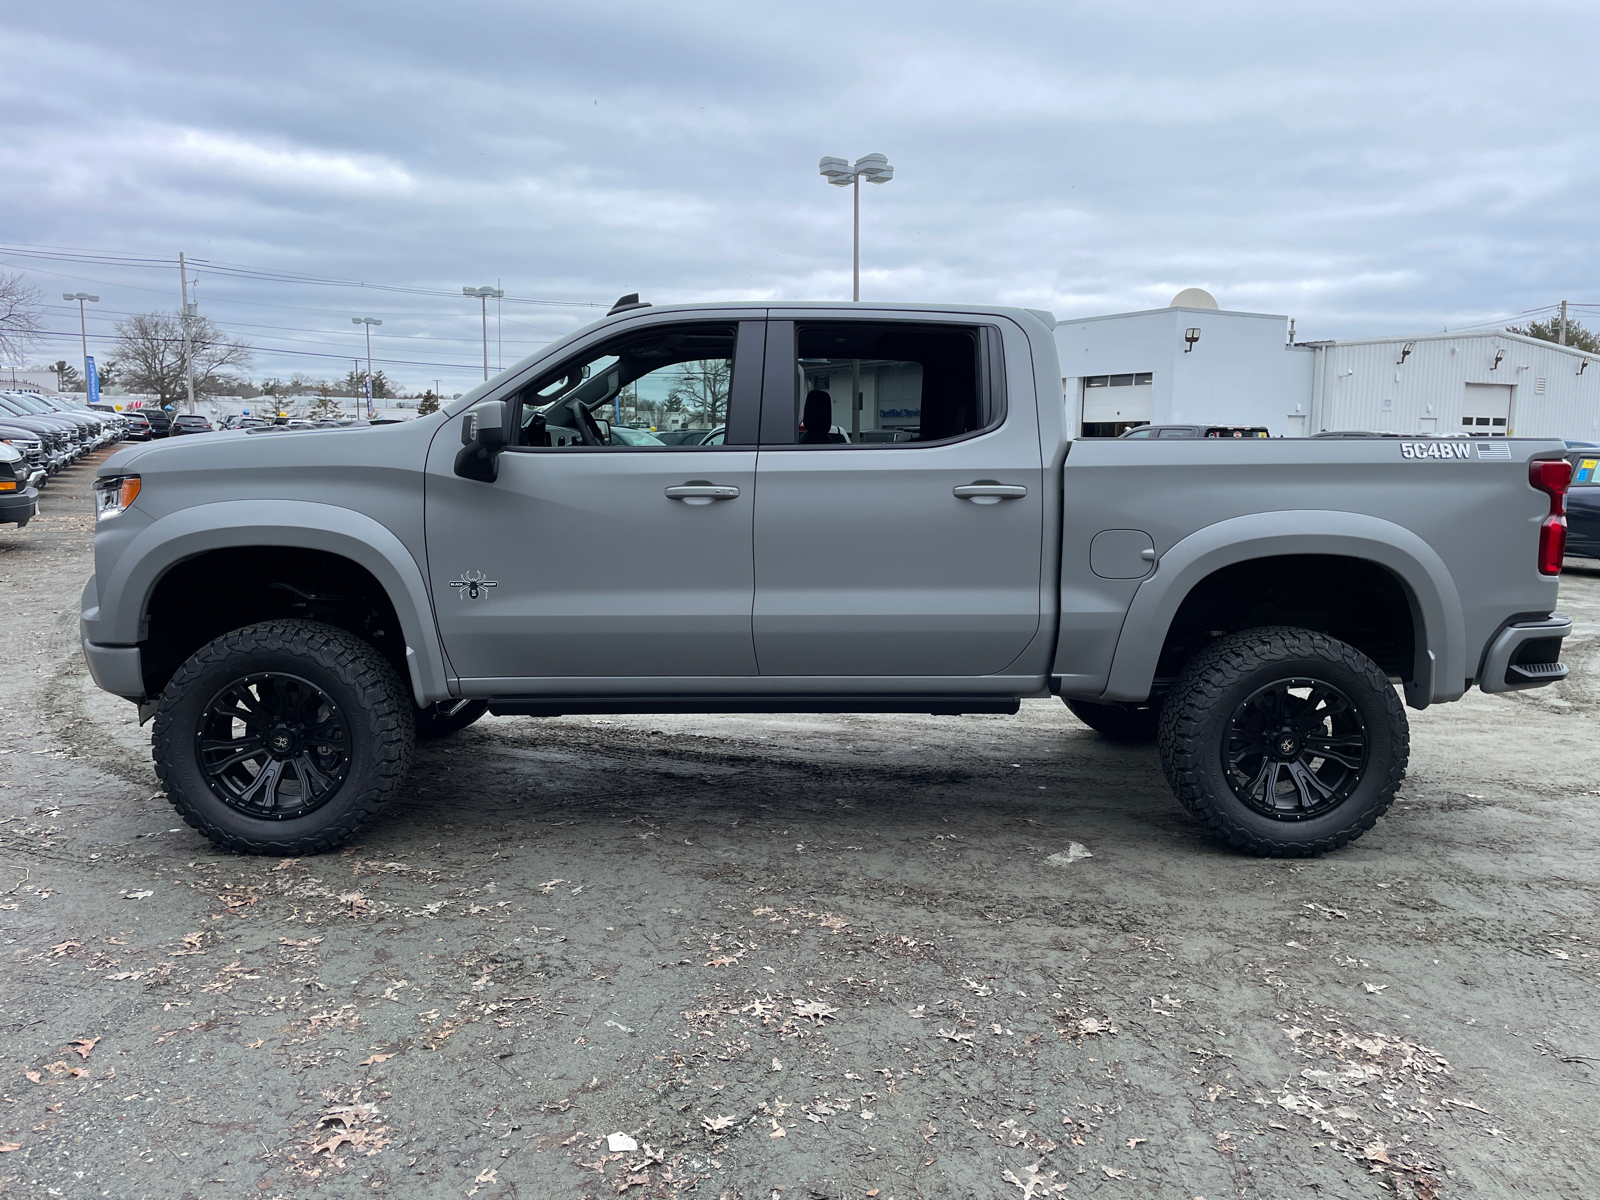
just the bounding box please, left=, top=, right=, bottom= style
left=178, top=252, right=197, bottom=412
left=1559, top=300, right=1569, bottom=346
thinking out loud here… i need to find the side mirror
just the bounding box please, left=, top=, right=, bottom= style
left=592, top=417, right=612, bottom=444
left=454, top=400, right=508, bottom=482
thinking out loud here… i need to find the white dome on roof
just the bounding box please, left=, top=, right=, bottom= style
left=1170, top=288, right=1219, bottom=310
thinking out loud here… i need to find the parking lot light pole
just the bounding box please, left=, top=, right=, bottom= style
left=63, top=292, right=99, bottom=391
left=352, top=317, right=382, bottom=416
left=818, top=153, right=894, bottom=301
left=462, top=286, right=504, bottom=380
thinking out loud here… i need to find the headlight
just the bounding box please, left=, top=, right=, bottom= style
left=94, top=474, right=141, bottom=520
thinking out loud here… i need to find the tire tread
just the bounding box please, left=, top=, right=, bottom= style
left=152, top=620, right=414, bottom=855
left=1156, top=625, right=1408, bottom=857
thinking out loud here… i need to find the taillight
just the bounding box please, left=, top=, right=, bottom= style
left=1530, top=458, right=1572, bottom=575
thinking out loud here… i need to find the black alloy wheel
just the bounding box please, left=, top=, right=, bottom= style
left=154, top=620, right=415, bottom=855
left=1222, top=678, right=1367, bottom=820
left=197, top=673, right=352, bottom=818
left=1157, top=626, right=1407, bottom=856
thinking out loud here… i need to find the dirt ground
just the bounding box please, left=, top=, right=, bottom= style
left=1, top=448, right=1597, bottom=1200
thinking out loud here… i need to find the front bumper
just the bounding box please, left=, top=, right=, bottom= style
left=0, top=486, right=38, bottom=526
left=81, top=630, right=146, bottom=700
left=1477, top=613, right=1572, bottom=694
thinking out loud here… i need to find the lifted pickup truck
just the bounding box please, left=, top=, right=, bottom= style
left=81, top=301, right=1574, bottom=858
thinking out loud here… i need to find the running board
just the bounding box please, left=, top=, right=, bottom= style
left=486, top=694, right=1022, bottom=717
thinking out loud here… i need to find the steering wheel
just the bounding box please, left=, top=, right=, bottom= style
left=569, top=398, right=606, bottom=446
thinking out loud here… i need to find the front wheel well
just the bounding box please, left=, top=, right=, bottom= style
left=1154, top=555, right=1417, bottom=690
left=142, top=547, right=407, bottom=698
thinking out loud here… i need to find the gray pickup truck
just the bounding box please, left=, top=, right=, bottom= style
left=80, top=300, right=1574, bottom=858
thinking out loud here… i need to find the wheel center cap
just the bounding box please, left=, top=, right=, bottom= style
left=1275, top=731, right=1300, bottom=758
left=267, top=727, right=299, bottom=758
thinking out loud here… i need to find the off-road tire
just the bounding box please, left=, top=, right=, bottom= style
left=152, top=620, right=415, bottom=855
left=1157, top=626, right=1407, bottom=856
left=1064, top=698, right=1162, bottom=743
left=415, top=698, right=490, bottom=740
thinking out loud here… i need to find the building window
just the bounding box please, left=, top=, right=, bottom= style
left=1083, top=372, right=1153, bottom=388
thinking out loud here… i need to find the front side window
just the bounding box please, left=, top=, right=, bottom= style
left=768, top=323, right=993, bottom=446
left=514, top=323, right=736, bottom=449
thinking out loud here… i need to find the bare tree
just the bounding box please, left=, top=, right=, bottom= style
left=664, top=358, right=731, bottom=427
left=0, top=270, right=44, bottom=365
left=112, top=312, right=253, bottom=407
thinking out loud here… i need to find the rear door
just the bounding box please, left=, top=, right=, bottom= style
left=750, top=314, right=1043, bottom=678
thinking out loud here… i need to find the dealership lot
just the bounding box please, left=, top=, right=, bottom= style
left=1, top=451, right=1596, bottom=1199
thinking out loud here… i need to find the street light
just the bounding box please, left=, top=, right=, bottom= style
left=818, top=153, right=894, bottom=301
left=63, top=292, right=99, bottom=393
left=462, top=286, right=504, bottom=380
left=352, top=317, right=382, bottom=416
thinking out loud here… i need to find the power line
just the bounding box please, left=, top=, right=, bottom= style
left=0, top=241, right=603, bottom=309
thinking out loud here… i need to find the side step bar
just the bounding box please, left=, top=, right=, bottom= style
left=487, top=694, right=1022, bottom=718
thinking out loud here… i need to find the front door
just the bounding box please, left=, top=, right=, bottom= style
left=424, top=318, right=765, bottom=690
left=751, top=316, right=1044, bottom=678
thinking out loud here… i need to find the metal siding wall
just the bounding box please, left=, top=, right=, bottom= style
left=1319, top=335, right=1600, bottom=438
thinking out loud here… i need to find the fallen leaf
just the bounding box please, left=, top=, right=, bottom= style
left=71, top=1037, right=100, bottom=1060
left=702, top=1115, right=736, bottom=1132
left=124, top=890, right=154, bottom=900
left=1362, top=1140, right=1392, bottom=1164
left=1127, top=1137, right=1146, bottom=1148
left=357, top=1053, right=394, bottom=1067
left=49, top=941, right=82, bottom=956
left=23, top=1070, right=41, bottom=1084
left=247, top=1038, right=265, bottom=1049
left=936, top=1027, right=974, bottom=1044
left=793, top=1000, right=838, bottom=1023
left=907, top=1005, right=926, bottom=1019
left=1045, top=842, right=1093, bottom=866
left=0, top=1142, right=20, bottom=1152
left=1103, top=1166, right=1127, bottom=1179
left=1363, top=983, right=1389, bottom=994
left=768, top=1118, right=786, bottom=1139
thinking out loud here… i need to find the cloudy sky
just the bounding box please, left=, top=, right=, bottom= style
left=3, top=0, right=1597, bottom=393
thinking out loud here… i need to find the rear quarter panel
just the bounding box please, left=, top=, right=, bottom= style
left=1055, top=437, right=1564, bottom=705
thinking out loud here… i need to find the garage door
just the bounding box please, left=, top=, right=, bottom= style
left=1462, top=383, right=1512, bottom=436
left=1081, top=372, right=1152, bottom=431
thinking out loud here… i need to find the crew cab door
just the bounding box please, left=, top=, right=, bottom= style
left=423, top=318, right=765, bottom=690
left=751, top=315, right=1043, bottom=677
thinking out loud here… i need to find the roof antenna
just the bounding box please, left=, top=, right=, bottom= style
left=608, top=293, right=652, bottom=316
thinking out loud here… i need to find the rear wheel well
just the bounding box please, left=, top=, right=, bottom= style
left=142, top=547, right=406, bottom=698
left=1154, top=555, right=1416, bottom=691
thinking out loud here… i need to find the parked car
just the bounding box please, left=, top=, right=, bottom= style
left=121, top=412, right=152, bottom=440
left=140, top=409, right=173, bottom=438
left=0, top=395, right=87, bottom=463
left=654, top=428, right=713, bottom=445
left=1121, top=424, right=1270, bottom=439
left=0, top=443, right=39, bottom=528
left=170, top=414, right=214, bottom=435
left=84, top=298, right=1573, bottom=863
left=1565, top=450, right=1600, bottom=560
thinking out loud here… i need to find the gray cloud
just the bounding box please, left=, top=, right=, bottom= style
left=3, top=0, right=1596, bottom=392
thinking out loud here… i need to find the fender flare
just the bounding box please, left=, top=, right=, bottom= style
left=95, top=500, right=451, bottom=705
left=1100, top=510, right=1465, bottom=709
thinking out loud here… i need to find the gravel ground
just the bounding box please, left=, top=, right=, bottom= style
left=1, top=447, right=1597, bottom=1200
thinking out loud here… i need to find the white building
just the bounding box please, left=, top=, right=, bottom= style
left=1054, top=290, right=1600, bottom=439
left=1303, top=330, right=1600, bottom=440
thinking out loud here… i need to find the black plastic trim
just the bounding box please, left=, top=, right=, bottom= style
left=486, top=694, right=1021, bottom=717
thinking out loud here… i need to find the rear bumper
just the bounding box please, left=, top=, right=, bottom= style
left=1477, top=613, right=1571, bottom=694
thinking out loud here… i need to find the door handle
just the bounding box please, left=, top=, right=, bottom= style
left=666, top=483, right=740, bottom=506
left=953, top=483, right=1028, bottom=504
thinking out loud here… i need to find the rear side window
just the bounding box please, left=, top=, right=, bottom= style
left=766, top=322, right=997, bottom=446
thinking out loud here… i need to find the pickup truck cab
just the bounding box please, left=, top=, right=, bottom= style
left=81, top=300, right=1574, bottom=858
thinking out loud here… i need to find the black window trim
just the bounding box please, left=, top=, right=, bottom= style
left=757, top=319, right=1007, bottom=450
left=500, top=318, right=764, bottom=454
